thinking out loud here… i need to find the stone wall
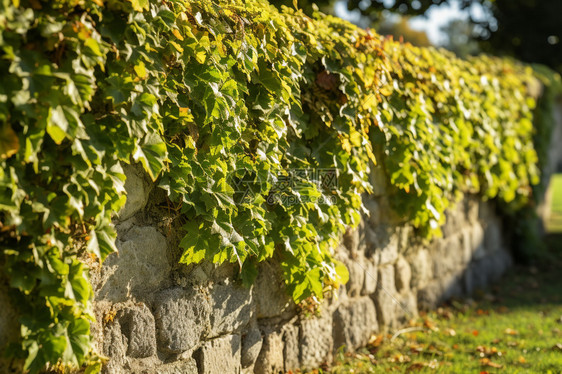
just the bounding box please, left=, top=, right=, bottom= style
left=87, top=163, right=513, bottom=374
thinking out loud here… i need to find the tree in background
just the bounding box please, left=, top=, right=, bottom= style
left=378, top=17, right=431, bottom=47
left=440, top=18, right=480, bottom=58
left=341, top=0, right=562, bottom=72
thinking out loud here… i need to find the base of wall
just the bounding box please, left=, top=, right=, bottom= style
left=88, top=190, right=512, bottom=374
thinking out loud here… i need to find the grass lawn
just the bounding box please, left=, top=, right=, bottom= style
left=308, top=236, right=562, bottom=374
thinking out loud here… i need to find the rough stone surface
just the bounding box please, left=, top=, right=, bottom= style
left=373, top=265, right=398, bottom=329
left=394, top=255, right=411, bottom=293
left=118, top=163, right=152, bottom=220
left=209, top=283, right=253, bottom=337
left=417, top=281, right=443, bottom=310
left=333, top=297, right=378, bottom=352
left=368, top=226, right=399, bottom=265
left=254, top=261, right=293, bottom=319
left=98, top=226, right=170, bottom=301
left=282, top=323, right=300, bottom=372
left=461, top=227, right=473, bottom=264
left=241, top=323, right=263, bottom=369
left=408, top=248, right=432, bottom=288
left=465, top=197, right=479, bottom=223
left=154, top=287, right=211, bottom=354
left=341, top=254, right=365, bottom=298
left=157, top=359, right=198, bottom=374
left=254, top=328, right=284, bottom=374
left=86, top=186, right=518, bottom=373
left=362, top=258, right=378, bottom=296
left=300, top=312, right=333, bottom=369
left=195, top=334, right=241, bottom=374
left=484, top=218, right=503, bottom=252
left=433, top=236, right=462, bottom=276
left=396, top=291, right=418, bottom=324
left=117, top=304, right=156, bottom=358
left=103, top=322, right=128, bottom=374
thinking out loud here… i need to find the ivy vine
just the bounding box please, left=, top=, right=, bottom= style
left=0, top=0, right=558, bottom=372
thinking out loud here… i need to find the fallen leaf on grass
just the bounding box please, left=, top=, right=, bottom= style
left=504, top=328, right=518, bottom=335
left=476, top=346, right=501, bottom=357
left=389, top=353, right=411, bottom=363
left=480, top=358, right=503, bottom=368
left=553, top=343, right=562, bottom=351
left=445, top=328, right=456, bottom=336
left=518, top=356, right=526, bottom=363
left=424, top=319, right=439, bottom=331
left=472, top=330, right=479, bottom=336
left=368, top=334, right=384, bottom=347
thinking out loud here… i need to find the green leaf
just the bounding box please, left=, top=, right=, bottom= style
left=133, top=133, right=167, bottom=181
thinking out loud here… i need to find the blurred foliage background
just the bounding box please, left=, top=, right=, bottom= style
left=270, top=0, right=562, bottom=72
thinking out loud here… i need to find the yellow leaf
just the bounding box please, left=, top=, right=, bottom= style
left=0, top=123, right=19, bottom=159
left=169, top=41, right=183, bottom=53
left=128, top=0, right=148, bottom=12
left=133, top=61, right=147, bottom=79
left=172, top=29, right=184, bottom=41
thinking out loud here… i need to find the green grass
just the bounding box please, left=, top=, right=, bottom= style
left=546, top=173, right=562, bottom=233
left=310, top=238, right=562, bottom=374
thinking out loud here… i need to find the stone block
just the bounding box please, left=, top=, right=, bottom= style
left=103, top=322, right=128, bottom=374
left=440, top=273, right=464, bottom=300
left=300, top=312, right=333, bottom=369
left=465, top=196, right=479, bottom=223
left=241, top=323, right=263, bottom=369
left=157, top=359, right=198, bottom=374
left=341, top=254, right=365, bottom=298
left=442, top=203, right=465, bottom=237
left=118, top=162, right=152, bottom=221
left=254, top=261, right=294, bottom=319
left=117, top=303, right=156, bottom=358
left=408, top=248, right=432, bottom=288
left=362, top=259, right=378, bottom=296
left=396, top=291, right=418, bottom=324
left=373, top=265, right=398, bottom=329
left=460, top=227, right=472, bottom=264
left=478, top=200, right=494, bottom=222
left=394, top=255, right=411, bottom=293
left=333, top=297, right=378, bottom=352
left=209, top=283, right=253, bottom=337
left=282, top=323, right=300, bottom=371
left=98, top=226, right=170, bottom=302
left=195, top=334, right=241, bottom=374
left=397, top=225, right=412, bottom=253
left=417, top=281, right=443, bottom=310
left=368, top=226, right=399, bottom=265
left=484, top=218, right=503, bottom=253
left=254, top=328, right=284, bottom=374
left=432, top=236, right=462, bottom=276
left=154, top=287, right=211, bottom=354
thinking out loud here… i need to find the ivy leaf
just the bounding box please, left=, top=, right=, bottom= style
left=0, top=122, right=19, bottom=159
left=46, top=106, right=68, bottom=144
left=87, top=226, right=117, bottom=262
left=133, top=133, right=167, bottom=181
left=62, top=318, right=90, bottom=367
left=128, top=0, right=149, bottom=12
